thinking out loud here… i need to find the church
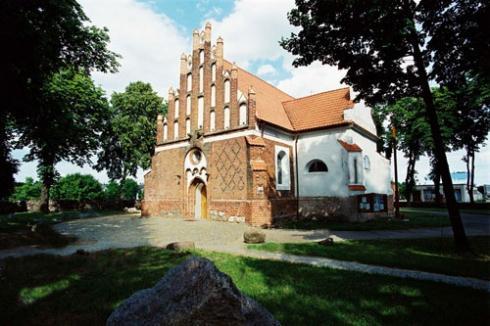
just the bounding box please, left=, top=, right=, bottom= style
left=142, top=23, right=393, bottom=226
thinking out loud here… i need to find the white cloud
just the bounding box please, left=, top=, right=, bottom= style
left=276, top=60, right=347, bottom=98
left=79, top=0, right=188, bottom=97
left=256, top=64, right=276, bottom=76
left=207, top=0, right=296, bottom=68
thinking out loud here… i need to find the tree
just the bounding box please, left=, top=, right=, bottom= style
left=51, top=173, right=104, bottom=202
left=120, top=179, right=140, bottom=201
left=97, top=82, right=166, bottom=181
left=451, top=76, right=490, bottom=203
left=104, top=181, right=121, bottom=201
left=16, top=68, right=110, bottom=212
left=281, top=0, right=488, bottom=250
left=0, top=0, right=119, bottom=199
left=10, top=177, right=42, bottom=202
left=0, top=118, right=18, bottom=200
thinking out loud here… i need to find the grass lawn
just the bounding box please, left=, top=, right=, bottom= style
left=0, top=210, right=132, bottom=249
left=274, top=208, right=451, bottom=231
left=0, top=247, right=488, bottom=325
left=250, top=236, right=490, bottom=280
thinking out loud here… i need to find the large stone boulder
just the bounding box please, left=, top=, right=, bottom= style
left=107, top=257, right=280, bottom=326
left=166, top=241, right=195, bottom=251
left=243, top=230, right=266, bottom=244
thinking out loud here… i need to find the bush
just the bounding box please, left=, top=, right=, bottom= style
left=10, top=177, right=42, bottom=201
left=51, top=173, right=104, bottom=202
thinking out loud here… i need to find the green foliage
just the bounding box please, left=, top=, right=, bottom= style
left=103, top=179, right=140, bottom=201
left=104, top=181, right=121, bottom=201
left=50, top=174, right=104, bottom=202
left=10, top=178, right=42, bottom=201
left=120, top=179, right=140, bottom=201
left=15, top=68, right=110, bottom=210
left=97, top=82, right=166, bottom=180
left=0, top=0, right=119, bottom=199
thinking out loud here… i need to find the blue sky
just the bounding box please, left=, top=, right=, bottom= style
left=11, top=0, right=490, bottom=186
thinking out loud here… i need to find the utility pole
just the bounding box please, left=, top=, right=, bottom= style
left=392, top=126, right=401, bottom=219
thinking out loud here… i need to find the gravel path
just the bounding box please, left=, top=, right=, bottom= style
left=1, top=214, right=489, bottom=292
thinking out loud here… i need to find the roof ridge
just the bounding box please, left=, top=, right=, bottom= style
left=223, top=59, right=294, bottom=99
left=281, top=87, right=351, bottom=104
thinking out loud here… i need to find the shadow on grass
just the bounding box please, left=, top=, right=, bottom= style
left=1, top=247, right=488, bottom=325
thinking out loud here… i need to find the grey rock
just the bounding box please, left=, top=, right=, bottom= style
left=166, top=241, right=195, bottom=251
left=107, top=257, right=280, bottom=326
left=318, top=237, right=334, bottom=246
left=243, top=230, right=266, bottom=244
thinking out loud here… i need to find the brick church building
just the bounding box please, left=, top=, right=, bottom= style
left=142, top=23, right=393, bottom=226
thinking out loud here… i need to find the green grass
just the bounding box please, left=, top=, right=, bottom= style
left=250, top=236, right=490, bottom=280
left=274, top=208, right=451, bottom=231
left=0, top=210, right=132, bottom=249
left=0, top=247, right=488, bottom=325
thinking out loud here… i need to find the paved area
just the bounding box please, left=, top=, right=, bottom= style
left=0, top=213, right=489, bottom=292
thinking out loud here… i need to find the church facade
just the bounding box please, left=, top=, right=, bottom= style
left=142, top=23, right=393, bottom=226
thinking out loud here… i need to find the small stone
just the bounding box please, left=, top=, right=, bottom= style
left=243, top=230, right=266, bottom=244
left=318, top=237, right=334, bottom=246
left=166, top=241, right=195, bottom=251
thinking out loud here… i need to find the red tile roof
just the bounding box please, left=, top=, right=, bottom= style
left=245, top=135, right=266, bottom=147
left=223, top=61, right=355, bottom=132
left=283, top=88, right=354, bottom=131
left=338, top=139, right=362, bottom=152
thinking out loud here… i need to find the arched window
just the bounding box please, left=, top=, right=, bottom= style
left=210, top=110, right=216, bottom=131
left=211, top=64, right=216, bottom=82
left=275, top=146, right=290, bottom=190
left=211, top=85, right=216, bottom=107
left=197, top=96, right=204, bottom=129
left=174, top=121, right=179, bottom=139
left=163, top=123, right=168, bottom=140
left=186, top=95, right=191, bottom=115
left=199, top=50, right=204, bottom=64
left=174, top=99, right=179, bottom=119
left=199, top=67, right=204, bottom=93
left=306, top=159, right=328, bottom=172
left=224, top=79, right=230, bottom=103
left=187, top=73, right=192, bottom=92
left=363, top=155, right=370, bottom=170
left=224, top=106, right=230, bottom=129
left=239, top=103, right=247, bottom=125
left=186, top=118, right=191, bottom=135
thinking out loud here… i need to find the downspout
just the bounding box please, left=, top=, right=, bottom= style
left=295, top=134, right=299, bottom=219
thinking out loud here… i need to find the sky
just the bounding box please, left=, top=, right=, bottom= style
left=12, top=0, right=490, bottom=186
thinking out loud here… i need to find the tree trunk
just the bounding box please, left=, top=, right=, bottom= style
left=408, top=24, right=469, bottom=251
left=404, top=150, right=417, bottom=205
left=37, top=159, right=56, bottom=214
left=467, top=148, right=475, bottom=204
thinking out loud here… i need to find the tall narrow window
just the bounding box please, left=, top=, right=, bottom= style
left=224, top=79, right=230, bottom=103
left=186, top=118, right=191, bottom=135
left=174, top=122, right=179, bottom=139
left=211, top=85, right=216, bottom=107
left=186, top=95, right=191, bottom=115
left=163, top=123, right=168, bottom=140
left=239, top=103, right=247, bottom=125
left=275, top=146, right=290, bottom=190
left=199, top=50, right=204, bottom=64
left=210, top=110, right=216, bottom=131
left=224, top=106, right=230, bottom=129
left=354, top=158, right=359, bottom=184
left=199, top=67, right=204, bottom=93
left=211, top=64, right=216, bottom=82
left=187, top=73, right=192, bottom=92
left=197, top=97, right=204, bottom=128
left=174, top=99, right=179, bottom=119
